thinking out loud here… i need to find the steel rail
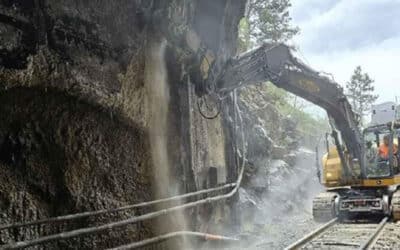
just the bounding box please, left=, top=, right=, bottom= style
left=358, top=216, right=388, bottom=250
left=285, top=216, right=389, bottom=250
left=0, top=183, right=235, bottom=231
left=107, top=231, right=238, bottom=250
left=284, top=218, right=338, bottom=250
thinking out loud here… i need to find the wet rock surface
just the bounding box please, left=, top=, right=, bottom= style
left=0, top=0, right=248, bottom=248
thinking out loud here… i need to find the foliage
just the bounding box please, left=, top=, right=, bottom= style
left=345, top=66, right=379, bottom=124
left=240, top=82, right=330, bottom=145
left=265, top=83, right=330, bottom=136
left=237, top=18, right=252, bottom=53
left=237, top=0, right=328, bottom=146
left=238, top=0, right=299, bottom=52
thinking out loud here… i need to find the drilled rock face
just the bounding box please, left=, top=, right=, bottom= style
left=0, top=0, right=246, bottom=248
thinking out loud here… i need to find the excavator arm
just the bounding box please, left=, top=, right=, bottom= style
left=215, top=43, right=363, bottom=180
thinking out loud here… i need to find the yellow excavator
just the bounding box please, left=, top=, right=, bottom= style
left=205, top=43, right=400, bottom=222
left=319, top=121, right=400, bottom=221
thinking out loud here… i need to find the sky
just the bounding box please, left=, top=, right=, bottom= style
left=289, top=0, right=400, bottom=103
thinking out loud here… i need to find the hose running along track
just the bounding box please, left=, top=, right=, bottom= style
left=285, top=217, right=389, bottom=250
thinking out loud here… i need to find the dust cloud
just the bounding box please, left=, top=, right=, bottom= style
left=236, top=147, right=324, bottom=250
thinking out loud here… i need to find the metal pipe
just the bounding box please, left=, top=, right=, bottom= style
left=107, top=231, right=238, bottom=250
left=1, top=165, right=244, bottom=249
left=0, top=183, right=236, bottom=231
left=1, top=166, right=244, bottom=249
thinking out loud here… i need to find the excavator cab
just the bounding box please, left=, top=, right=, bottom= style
left=362, top=125, right=400, bottom=183
left=364, top=128, right=398, bottom=179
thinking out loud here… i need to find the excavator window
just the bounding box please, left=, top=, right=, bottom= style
left=364, top=131, right=397, bottom=178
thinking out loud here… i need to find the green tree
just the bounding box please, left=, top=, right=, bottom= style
left=237, top=1, right=330, bottom=147
left=237, top=18, right=252, bottom=53
left=346, top=66, right=379, bottom=124
left=238, top=0, right=299, bottom=52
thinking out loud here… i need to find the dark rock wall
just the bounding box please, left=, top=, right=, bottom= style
left=1, top=1, right=152, bottom=246
left=0, top=88, right=151, bottom=248
left=0, top=0, right=247, bottom=248
left=0, top=0, right=147, bottom=125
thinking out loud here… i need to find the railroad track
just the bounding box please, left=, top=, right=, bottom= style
left=285, top=217, right=388, bottom=250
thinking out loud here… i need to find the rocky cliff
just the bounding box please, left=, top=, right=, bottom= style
left=0, top=0, right=247, bottom=248
left=0, top=1, right=326, bottom=249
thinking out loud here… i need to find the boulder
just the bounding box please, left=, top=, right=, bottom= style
left=271, top=145, right=287, bottom=159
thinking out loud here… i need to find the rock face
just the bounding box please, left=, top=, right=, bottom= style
left=0, top=88, right=152, bottom=248
left=0, top=0, right=247, bottom=249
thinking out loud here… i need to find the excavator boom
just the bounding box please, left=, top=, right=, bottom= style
left=215, top=43, right=363, bottom=180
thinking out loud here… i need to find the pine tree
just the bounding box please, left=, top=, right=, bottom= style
left=346, top=66, right=379, bottom=125
left=238, top=0, right=299, bottom=52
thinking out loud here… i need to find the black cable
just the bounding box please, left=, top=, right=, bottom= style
left=195, top=53, right=223, bottom=119
left=197, top=95, right=222, bottom=120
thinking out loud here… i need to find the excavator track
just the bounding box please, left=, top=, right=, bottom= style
left=391, top=189, right=400, bottom=221
left=312, top=192, right=338, bottom=222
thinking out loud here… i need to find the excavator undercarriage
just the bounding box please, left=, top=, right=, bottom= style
left=392, top=190, right=400, bottom=220
left=312, top=192, right=339, bottom=222
left=313, top=187, right=400, bottom=222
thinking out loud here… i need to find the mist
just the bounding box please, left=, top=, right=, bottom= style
left=236, top=147, right=324, bottom=249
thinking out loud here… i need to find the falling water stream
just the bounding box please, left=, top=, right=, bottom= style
left=145, top=37, right=190, bottom=249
